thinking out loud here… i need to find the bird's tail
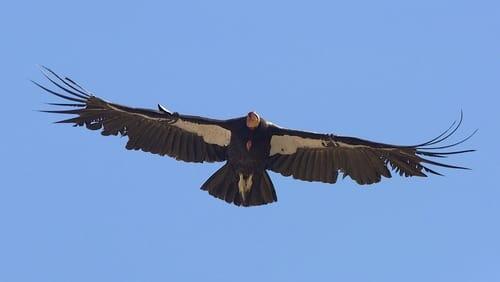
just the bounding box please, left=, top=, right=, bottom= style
left=201, top=163, right=277, bottom=207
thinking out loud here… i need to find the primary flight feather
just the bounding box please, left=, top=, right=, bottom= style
left=35, top=67, right=476, bottom=207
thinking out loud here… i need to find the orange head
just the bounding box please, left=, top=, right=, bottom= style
left=246, top=111, right=260, bottom=129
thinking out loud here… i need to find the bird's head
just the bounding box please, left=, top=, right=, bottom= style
left=246, top=111, right=260, bottom=129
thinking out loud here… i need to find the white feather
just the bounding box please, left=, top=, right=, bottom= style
left=174, top=119, right=231, bottom=146
left=107, top=103, right=231, bottom=146
left=238, top=174, right=253, bottom=201
left=269, top=135, right=327, bottom=156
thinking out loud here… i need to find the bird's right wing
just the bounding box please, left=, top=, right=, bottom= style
left=35, top=67, right=231, bottom=163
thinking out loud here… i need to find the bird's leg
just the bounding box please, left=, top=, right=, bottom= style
left=238, top=173, right=253, bottom=202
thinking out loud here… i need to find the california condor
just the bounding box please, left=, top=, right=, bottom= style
left=35, top=67, right=476, bottom=207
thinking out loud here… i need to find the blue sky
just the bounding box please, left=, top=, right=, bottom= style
left=1, top=0, right=499, bottom=281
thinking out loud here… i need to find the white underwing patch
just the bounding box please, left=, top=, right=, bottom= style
left=106, top=104, right=231, bottom=147
left=269, top=135, right=327, bottom=156
left=174, top=119, right=231, bottom=146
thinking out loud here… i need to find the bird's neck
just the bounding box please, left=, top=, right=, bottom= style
left=246, top=128, right=256, bottom=151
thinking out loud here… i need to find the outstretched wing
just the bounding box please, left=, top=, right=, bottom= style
left=266, top=117, right=475, bottom=185
left=35, top=67, right=230, bottom=163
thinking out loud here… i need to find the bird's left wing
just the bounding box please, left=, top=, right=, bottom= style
left=35, top=67, right=230, bottom=163
left=266, top=119, right=475, bottom=185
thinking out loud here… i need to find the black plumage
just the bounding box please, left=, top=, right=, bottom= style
left=35, top=67, right=476, bottom=207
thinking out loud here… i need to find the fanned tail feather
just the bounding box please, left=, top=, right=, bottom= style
left=201, top=164, right=277, bottom=207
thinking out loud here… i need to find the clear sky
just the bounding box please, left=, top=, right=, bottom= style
left=1, top=1, right=498, bottom=281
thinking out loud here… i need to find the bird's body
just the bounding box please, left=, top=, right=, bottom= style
left=228, top=117, right=271, bottom=173
left=35, top=67, right=476, bottom=207
left=204, top=117, right=277, bottom=205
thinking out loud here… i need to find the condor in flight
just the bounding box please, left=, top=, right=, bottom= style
left=35, top=67, right=476, bottom=207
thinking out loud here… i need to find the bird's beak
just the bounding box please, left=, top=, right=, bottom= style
left=246, top=112, right=260, bottom=129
